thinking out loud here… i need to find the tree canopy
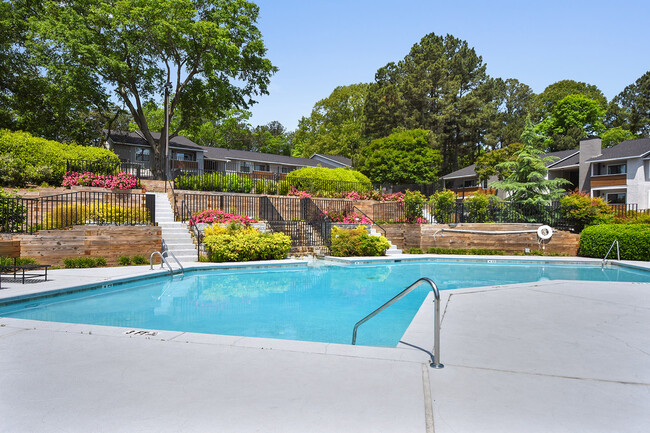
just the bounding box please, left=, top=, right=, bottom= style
left=607, top=71, right=650, bottom=137
left=356, top=129, right=441, bottom=184
left=24, top=0, right=276, bottom=177
left=292, top=83, right=368, bottom=161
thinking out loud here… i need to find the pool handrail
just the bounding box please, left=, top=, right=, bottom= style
left=602, top=239, right=620, bottom=268
left=150, top=251, right=174, bottom=275
left=162, top=250, right=184, bottom=275
left=351, top=276, right=444, bottom=369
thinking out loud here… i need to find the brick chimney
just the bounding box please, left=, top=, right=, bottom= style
left=579, top=136, right=602, bottom=192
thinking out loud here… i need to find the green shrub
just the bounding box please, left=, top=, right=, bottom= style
left=330, top=225, right=391, bottom=257
left=118, top=255, right=131, bottom=266
left=0, top=189, right=27, bottom=232
left=465, top=192, right=501, bottom=223
left=407, top=247, right=424, bottom=254
left=0, top=257, right=37, bottom=267
left=425, top=247, right=507, bottom=255
left=287, top=167, right=372, bottom=194
left=63, top=256, right=107, bottom=268
left=132, top=255, right=146, bottom=265
left=203, top=226, right=291, bottom=262
left=429, top=190, right=456, bottom=223
left=403, top=190, right=427, bottom=223
left=265, top=180, right=278, bottom=195
left=579, top=224, right=650, bottom=261
left=560, top=191, right=614, bottom=232
left=0, top=130, right=119, bottom=186
left=174, top=172, right=255, bottom=193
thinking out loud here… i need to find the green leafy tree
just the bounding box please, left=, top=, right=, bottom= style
left=292, top=83, right=368, bottom=161
left=533, top=80, right=607, bottom=121
left=607, top=71, right=650, bottom=137
left=492, top=145, right=570, bottom=205
left=536, top=94, right=606, bottom=151
left=364, top=33, right=493, bottom=174
left=27, top=0, right=276, bottom=178
left=356, top=129, right=441, bottom=184
left=475, top=142, right=524, bottom=182
left=601, top=127, right=635, bottom=148
left=484, top=78, right=535, bottom=150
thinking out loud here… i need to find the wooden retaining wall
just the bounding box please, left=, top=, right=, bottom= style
left=383, top=223, right=580, bottom=255
left=1, top=225, right=162, bottom=267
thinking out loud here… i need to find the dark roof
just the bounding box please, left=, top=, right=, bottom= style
left=200, top=146, right=338, bottom=168
left=108, top=130, right=204, bottom=151
left=587, top=138, right=650, bottom=163
left=310, top=153, right=353, bottom=167
left=545, top=149, right=579, bottom=169
left=441, top=164, right=477, bottom=180
left=108, top=131, right=341, bottom=168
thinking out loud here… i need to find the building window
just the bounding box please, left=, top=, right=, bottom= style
left=171, top=151, right=196, bottom=161
left=607, top=164, right=626, bottom=175
left=281, top=166, right=291, bottom=174
left=240, top=162, right=251, bottom=173
left=254, top=164, right=270, bottom=172
left=135, top=147, right=150, bottom=162
left=463, top=179, right=477, bottom=188
left=607, top=193, right=626, bottom=204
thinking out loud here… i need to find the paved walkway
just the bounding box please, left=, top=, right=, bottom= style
left=0, top=258, right=649, bottom=432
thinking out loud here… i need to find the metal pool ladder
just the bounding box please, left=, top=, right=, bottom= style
left=150, top=251, right=184, bottom=275
left=602, top=239, right=620, bottom=268
left=351, top=277, right=444, bottom=369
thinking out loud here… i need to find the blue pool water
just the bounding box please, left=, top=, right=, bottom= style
left=1, top=260, right=648, bottom=347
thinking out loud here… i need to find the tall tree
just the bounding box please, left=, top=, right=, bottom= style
left=533, top=79, right=607, bottom=122
left=356, top=129, right=441, bottom=184
left=27, top=0, right=276, bottom=178
left=607, top=71, right=650, bottom=137
left=292, top=83, right=368, bottom=161
left=364, top=33, right=493, bottom=174
left=536, top=94, right=606, bottom=151
left=483, top=78, right=535, bottom=150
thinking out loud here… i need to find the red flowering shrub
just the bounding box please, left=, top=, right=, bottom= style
left=189, top=209, right=257, bottom=226
left=62, top=171, right=145, bottom=191
left=323, top=210, right=372, bottom=224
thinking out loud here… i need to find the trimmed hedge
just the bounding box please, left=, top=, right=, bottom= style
left=0, top=130, right=119, bottom=186
left=287, top=167, right=372, bottom=194
left=41, top=203, right=149, bottom=229
left=579, top=224, right=650, bottom=261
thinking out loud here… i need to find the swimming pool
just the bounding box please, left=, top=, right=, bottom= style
left=1, top=259, right=648, bottom=347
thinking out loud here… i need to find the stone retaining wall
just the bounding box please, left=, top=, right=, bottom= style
left=383, top=223, right=579, bottom=255
left=1, top=225, right=162, bottom=267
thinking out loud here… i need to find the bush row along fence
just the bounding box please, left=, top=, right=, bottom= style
left=373, top=201, right=648, bottom=229
left=0, top=191, right=155, bottom=234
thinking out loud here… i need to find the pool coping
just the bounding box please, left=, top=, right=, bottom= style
left=1, top=254, right=648, bottom=367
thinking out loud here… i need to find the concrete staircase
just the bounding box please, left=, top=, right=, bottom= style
left=153, top=192, right=197, bottom=262
left=369, top=227, right=402, bottom=255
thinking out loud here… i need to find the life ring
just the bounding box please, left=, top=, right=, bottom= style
left=537, top=225, right=553, bottom=240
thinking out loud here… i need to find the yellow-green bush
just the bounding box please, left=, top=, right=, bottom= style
left=0, top=130, right=119, bottom=186
left=330, top=225, right=391, bottom=257
left=203, top=225, right=291, bottom=262
left=287, top=166, right=372, bottom=193
left=42, top=202, right=149, bottom=229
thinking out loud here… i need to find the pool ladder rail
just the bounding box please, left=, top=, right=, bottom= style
left=351, top=277, right=443, bottom=369
left=601, top=239, right=620, bottom=268
left=150, top=250, right=184, bottom=275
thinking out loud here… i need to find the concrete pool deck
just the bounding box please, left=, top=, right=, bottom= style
left=0, top=257, right=649, bottom=432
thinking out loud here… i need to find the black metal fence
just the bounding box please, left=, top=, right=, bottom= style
left=0, top=191, right=155, bottom=234
left=66, top=159, right=153, bottom=179
left=178, top=193, right=339, bottom=248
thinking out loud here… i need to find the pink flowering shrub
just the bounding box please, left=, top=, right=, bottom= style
left=323, top=210, right=373, bottom=224
left=287, top=187, right=312, bottom=198
left=62, top=171, right=145, bottom=191
left=189, top=209, right=257, bottom=226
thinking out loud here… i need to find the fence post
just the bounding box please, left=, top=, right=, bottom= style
left=145, top=194, right=156, bottom=225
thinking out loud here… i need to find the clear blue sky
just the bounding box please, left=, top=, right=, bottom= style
left=247, top=0, right=650, bottom=131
